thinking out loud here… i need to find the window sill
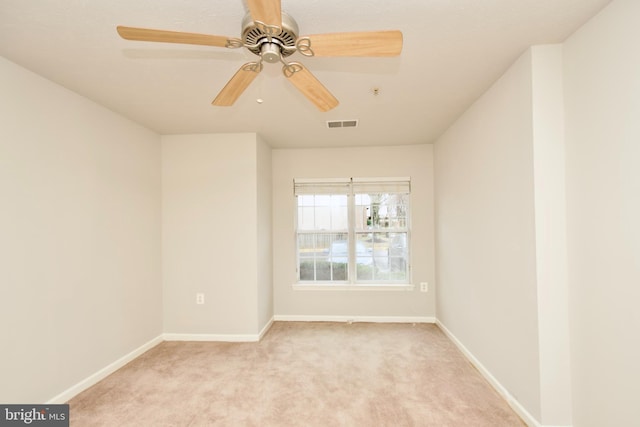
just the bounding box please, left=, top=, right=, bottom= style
left=292, top=283, right=415, bottom=291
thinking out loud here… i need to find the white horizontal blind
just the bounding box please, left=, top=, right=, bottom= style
left=294, top=177, right=410, bottom=195
left=293, top=178, right=351, bottom=195
left=351, top=177, right=410, bottom=194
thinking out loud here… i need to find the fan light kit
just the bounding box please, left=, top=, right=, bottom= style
left=116, top=0, right=402, bottom=112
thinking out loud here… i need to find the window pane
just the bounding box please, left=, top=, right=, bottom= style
left=299, top=233, right=349, bottom=282
left=389, top=233, right=408, bottom=280
left=297, top=206, right=315, bottom=230
left=297, top=194, right=348, bottom=231
left=315, top=234, right=332, bottom=254
left=298, top=234, right=317, bottom=281
left=354, top=204, right=367, bottom=229
left=354, top=231, right=409, bottom=282
left=333, top=195, right=348, bottom=206
left=326, top=233, right=349, bottom=281
left=356, top=262, right=374, bottom=280
left=354, top=193, right=408, bottom=230
left=298, top=195, right=315, bottom=206
left=315, top=206, right=331, bottom=229
left=389, top=233, right=408, bottom=258
left=354, top=234, right=374, bottom=280
left=315, top=194, right=331, bottom=206
left=299, top=260, right=315, bottom=281
left=331, top=206, right=348, bottom=230
left=316, top=260, right=331, bottom=281
left=354, top=194, right=370, bottom=205
left=332, top=262, right=347, bottom=280
left=327, top=235, right=349, bottom=264
left=373, top=264, right=390, bottom=281
left=298, top=234, right=314, bottom=252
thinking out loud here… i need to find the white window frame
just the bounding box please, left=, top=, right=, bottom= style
left=293, top=177, right=414, bottom=291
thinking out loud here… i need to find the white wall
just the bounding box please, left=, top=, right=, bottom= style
left=530, top=45, right=572, bottom=426
left=162, top=133, right=271, bottom=336
left=0, top=57, right=162, bottom=403
left=272, top=145, right=435, bottom=319
left=434, top=50, right=542, bottom=421
left=563, top=1, right=640, bottom=425
left=256, top=135, right=273, bottom=330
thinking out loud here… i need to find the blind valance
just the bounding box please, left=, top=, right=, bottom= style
left=293, top=178, right=351, bottom=195
left=294, top=177, right=410, bottom=195
left=351, top=177, right=410, bottom=194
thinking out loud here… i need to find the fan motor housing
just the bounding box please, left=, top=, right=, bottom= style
left=241, top=12, right=299, bottom=60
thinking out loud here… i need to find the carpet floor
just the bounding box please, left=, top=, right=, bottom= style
left=68, top=322, right=525, bottom=426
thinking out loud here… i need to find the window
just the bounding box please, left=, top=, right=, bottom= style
left=295, top=177, right=410, bottom=286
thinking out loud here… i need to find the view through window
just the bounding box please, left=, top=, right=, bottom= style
left=295, top=178, right=410, bottom=285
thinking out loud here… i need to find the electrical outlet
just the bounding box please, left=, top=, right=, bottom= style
left=196, top=293, right=205, bottom=305
left=420, top=282, right=428, bottom=292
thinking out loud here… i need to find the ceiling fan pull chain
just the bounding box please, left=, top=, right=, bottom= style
left=296, top=37, right=315, bottom=57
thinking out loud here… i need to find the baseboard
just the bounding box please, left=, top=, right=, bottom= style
left=164, top=318, right=276, bottom=343
left=274, top=315, right=436, bottom=324
left=163, top=333, right=261, bottom=342
left=258, top=316, right=275, bottom=340
left=46, top=334, right=163, bottom=404
left=435, top=320, right=548, bottom=427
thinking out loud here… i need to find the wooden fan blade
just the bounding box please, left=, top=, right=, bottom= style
left=247, top=0, right=282, bottom=28
left=117, top=26, right=231, bottom=48
left=303, top=30, right=403, bottom=57
left=212, top=63, right=262, bottom=106
left=283, top=63, right=339, bottom=112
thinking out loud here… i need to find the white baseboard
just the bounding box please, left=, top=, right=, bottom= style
left=164, top=317, right=276, bottom=343
left=258, top=317, right=275, bottom=340
left=274, top=315, right=436, bottom=324
left=46, top=334, right=163, bottom=404
left=435, top=320, right=553, bottom=427
left=163, top=333, right=260, bottom=342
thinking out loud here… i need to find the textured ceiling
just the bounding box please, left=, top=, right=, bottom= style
left=0, top=0, right=610, bottom=148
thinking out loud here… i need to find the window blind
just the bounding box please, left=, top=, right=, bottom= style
left=351, top=177, right=411, bottom=194
left=294, top=177, right=410, bottom=195
left=293, top=178, right=351, bottom=195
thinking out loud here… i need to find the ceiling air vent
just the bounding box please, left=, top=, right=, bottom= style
left=326, top=119, right=359, bottom=129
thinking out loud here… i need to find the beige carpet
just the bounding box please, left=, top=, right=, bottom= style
left=68, top=322, right=525, bottom=426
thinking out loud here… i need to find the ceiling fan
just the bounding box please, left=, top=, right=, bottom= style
left=116, top=0, right=402, bottom=112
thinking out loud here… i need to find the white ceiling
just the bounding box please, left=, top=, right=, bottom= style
left=0, top=0, right=610, bottom=148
